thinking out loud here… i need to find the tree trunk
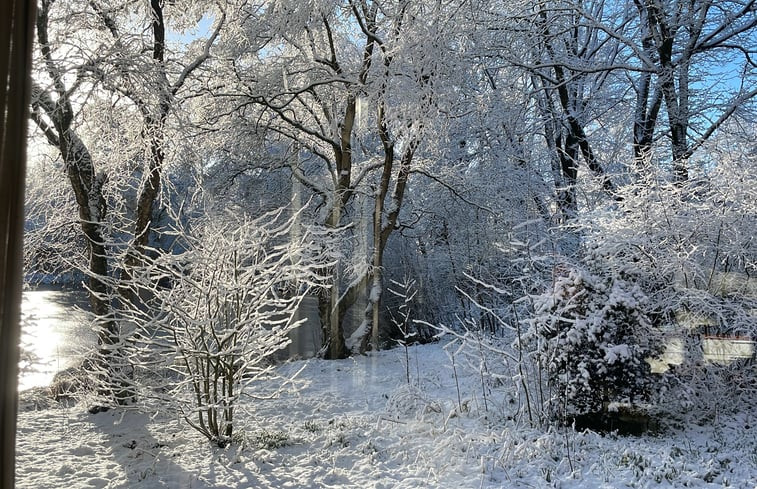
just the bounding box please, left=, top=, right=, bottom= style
left=61, top=132, right=133, bottom=403
left=358, top=108, right=417, bottom=353
left=659, top=61, right=689, bottom=182
left=132, top=0, right=169, bottom=257
left=558, top=133, right=579, bottom=221
left=317, top=277, right=348, bottom=360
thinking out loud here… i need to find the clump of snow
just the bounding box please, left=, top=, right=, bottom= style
left=603, top=344, right=631, bottom=364
left=345, top=320, right=369, bottom=352
left=16, top=343, right=757, bottom=488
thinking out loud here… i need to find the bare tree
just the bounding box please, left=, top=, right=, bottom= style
left=30, top=0, right=125, bottom=400
left=508, top=0, right=624, bottom=222
left=220, top=0, right=463, bottom=358
left=631, top=0, right=757, bottom=181
left=28, top=0, right=224, bottom=403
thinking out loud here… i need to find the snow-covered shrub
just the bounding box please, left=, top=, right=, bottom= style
left=527, top=268, right=662, bottom=418
left=385, top=384, right=440, bottom=419
left=133, top=206, right=333, bottom=447
left=581, top=154, right=757, bottom=418
left=386, top=276, right=435, bottom=383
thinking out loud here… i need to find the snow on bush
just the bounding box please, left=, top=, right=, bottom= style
left=526, top=267, right=662, bottom=418
left=128, top=206, right=334, bottom=447
left=580, top=156, right=757, bottom=419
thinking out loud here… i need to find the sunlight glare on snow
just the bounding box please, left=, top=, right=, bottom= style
left=19, top=290, right=90, bottom=390
left=15, top=343, right=757, bottom=488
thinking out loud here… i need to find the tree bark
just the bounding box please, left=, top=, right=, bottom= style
left=132, top=0, right=169, bottom=256
left=32, top=1, right=131, bottom=403
left=315, top=8, right=378, bottom=359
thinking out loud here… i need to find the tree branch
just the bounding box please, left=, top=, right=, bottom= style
left=410, top=168, right=496, bottom=215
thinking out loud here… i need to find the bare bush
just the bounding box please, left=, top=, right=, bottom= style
left=123, top=206, right=334, bottom=446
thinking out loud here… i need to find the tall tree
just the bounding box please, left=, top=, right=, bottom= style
left=89, top=1, right=224, bottom=261
left=220, top=0, right=466, bottom=358
left=29, top=0, right=224, bottom=402
left=31, top=0, right=122, bottom=399
left=631, top=0, right=757, bottom=181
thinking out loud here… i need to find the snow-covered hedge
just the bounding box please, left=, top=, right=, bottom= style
left=526, top=268, right=662, bottom=418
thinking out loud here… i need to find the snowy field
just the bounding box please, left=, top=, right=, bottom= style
left=16, top=343, right=757, bottom=488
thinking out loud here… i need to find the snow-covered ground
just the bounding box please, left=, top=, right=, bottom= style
left=16, top=343, right=757, bottom=488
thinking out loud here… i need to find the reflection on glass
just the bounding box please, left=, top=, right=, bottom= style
left=648, top=336, right=755, bottom=373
